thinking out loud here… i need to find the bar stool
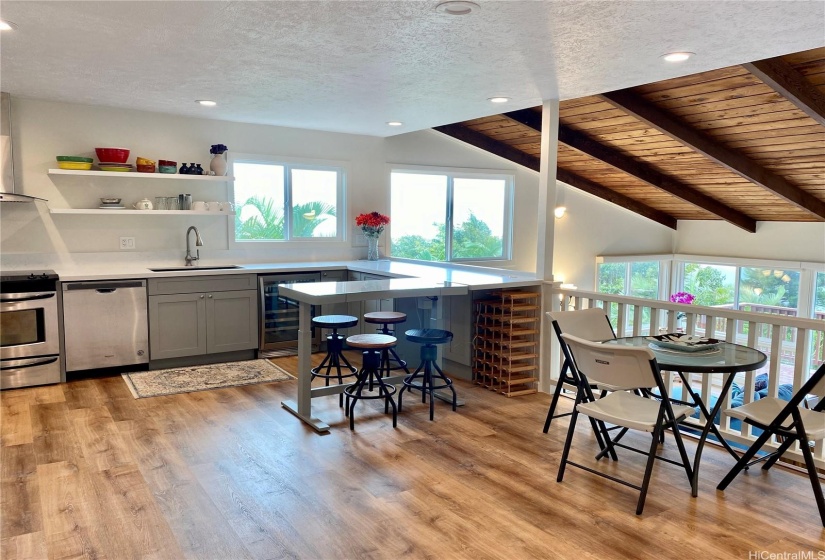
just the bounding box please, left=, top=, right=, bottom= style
left=311, top=315, right=359, bottom=407
left=398, top=329, right=457, bottom=421
left=344, top=334, right=399, bottom=430
left=363, top=311, right=411, bottom=377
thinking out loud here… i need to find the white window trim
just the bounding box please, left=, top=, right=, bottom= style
left=388, top=164, right=515, bottom=263
left=229, top=152, right=349, bottom=245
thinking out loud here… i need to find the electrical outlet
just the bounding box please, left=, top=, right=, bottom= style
left=119, top=237, right=135, bottom=250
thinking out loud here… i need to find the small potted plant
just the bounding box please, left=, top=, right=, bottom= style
left=209, top=144, right=228, bottom=176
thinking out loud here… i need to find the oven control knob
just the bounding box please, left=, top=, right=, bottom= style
left=27, top=273, right=37, bottom=279
left=137, top=350, right=145, bottom=356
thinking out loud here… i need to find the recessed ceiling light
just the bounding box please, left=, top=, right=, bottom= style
left=196, top=100, right=217, bottom=106
left=0, top=20, right=18, bottom=31
left=387, top=121, right=403, bottom=127
left=661, top=52, right=694, bottom=63
left=488, top=97, right=510, bottom=103
left=435, top=1, right=479, bottom=16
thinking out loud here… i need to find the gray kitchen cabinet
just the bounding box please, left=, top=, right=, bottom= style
left=347, top=272, right=394, bottom=333
left=148, top=275, right=258, bottom=361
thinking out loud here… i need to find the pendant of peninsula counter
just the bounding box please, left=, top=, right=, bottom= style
left=472, top=289, right=540, bottom=397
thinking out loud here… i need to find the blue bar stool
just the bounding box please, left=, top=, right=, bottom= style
left=363, top=311, right=411, bottom=377
left=399, top=328, right=457, bottom=421
left=311, top=315, right=359, bottom=407
left=344, top=334, right=399, bottom=430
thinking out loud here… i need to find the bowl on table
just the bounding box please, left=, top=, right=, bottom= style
left=95, top=147, right=130, bottom=164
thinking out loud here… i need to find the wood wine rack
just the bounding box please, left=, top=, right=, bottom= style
left=472, top=290, right=540, bottom=397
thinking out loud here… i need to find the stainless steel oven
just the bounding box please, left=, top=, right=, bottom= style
left=1, top=270, right=62, bottom=388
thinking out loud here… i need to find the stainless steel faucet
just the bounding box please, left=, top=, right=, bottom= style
left=184, top=226, right=204, bottom=266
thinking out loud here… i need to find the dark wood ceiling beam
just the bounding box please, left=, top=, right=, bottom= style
left=743, top=57, right=825, bottom=127
left=432, top=123, right=677, bottom=230
left=600, top=89, right=825, bottom=220
left=503, top=109, right=757, bottom=232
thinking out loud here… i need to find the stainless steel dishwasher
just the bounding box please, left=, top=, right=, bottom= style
left=62, top=280, right=148, bottom=371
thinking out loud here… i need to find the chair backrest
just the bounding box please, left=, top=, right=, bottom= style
left=560, top=333, right=659, bottom=390
left=762, top=363, right=825, bottom=423
left=547, top=308, right=616, bottom=343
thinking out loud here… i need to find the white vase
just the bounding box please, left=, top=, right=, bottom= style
left=210, top=152, right=227, bottom=176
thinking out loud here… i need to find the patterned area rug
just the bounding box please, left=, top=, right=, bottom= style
left=122, top=359, right=294, bottom=399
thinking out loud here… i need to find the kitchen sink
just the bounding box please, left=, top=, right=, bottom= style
left=148, top=265, right=243, bottom=272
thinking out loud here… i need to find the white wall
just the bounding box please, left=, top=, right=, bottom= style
left=1, top=97, right=386, bottom=268
left=551, top=187, right=675, bottom=290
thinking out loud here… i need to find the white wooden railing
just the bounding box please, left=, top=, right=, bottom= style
left=547, top=286, right=825, bottom=468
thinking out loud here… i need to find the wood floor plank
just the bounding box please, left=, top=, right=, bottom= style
left=3, top=368, right=824, bottom=559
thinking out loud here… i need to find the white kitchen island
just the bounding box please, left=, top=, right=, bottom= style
left=278, top=277, right=469, bottom=433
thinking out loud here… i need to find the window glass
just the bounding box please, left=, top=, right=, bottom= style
left=816, top=272, right=825, bottom=316
left=291, top=169, right=338, bottom=238
left=683, top=263, right=735, bottom=307
left=390, top=173, right=448, bottom=261
left=452, top=178, right=505, bottom=259
left=235, top=162, right=286, bottom=241
left=234, top=160, right=343, bottom=241
left=629, top=262, right=659, bottom=299
left=597, top=262, right=626, bottom=295
left=738, top=267, right=800, bottom=314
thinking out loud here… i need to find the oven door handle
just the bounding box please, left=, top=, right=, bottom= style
left=0, top=292, right=56, bottom=303
left=1, top=356, right=59, bottom=371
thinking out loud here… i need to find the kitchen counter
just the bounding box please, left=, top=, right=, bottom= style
left=43, top=259, right=543, bottom=290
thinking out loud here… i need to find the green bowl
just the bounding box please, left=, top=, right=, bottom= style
left=158, top=165, right=177, bottom=174
left=56, top=155, right=93, bottom=163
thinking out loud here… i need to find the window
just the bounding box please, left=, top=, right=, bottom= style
left=596, top=261, right=660, bottom=299
left=816, top=272, right=825, bottom=317
left=233, top=158, right=344, bottom=241
left=390, top=168, right=512, bottom=262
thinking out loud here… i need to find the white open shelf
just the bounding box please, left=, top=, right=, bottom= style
left=50, top=209, right=234, bottom=216
left=48, top=169, right=233, bottom=181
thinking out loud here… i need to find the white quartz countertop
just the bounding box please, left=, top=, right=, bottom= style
left=25, top=259, right=542, bottom=290
left=278, top=278, right=469, bottom=304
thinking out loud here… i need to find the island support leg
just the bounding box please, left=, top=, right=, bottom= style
left=282, top=300, right=331, bottom=433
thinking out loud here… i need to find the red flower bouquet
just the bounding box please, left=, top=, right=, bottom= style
left=355, top=211, right=390, bottom=237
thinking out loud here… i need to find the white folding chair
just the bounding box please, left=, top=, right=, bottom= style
left=543, top=308, right=616, bottom=433
left=557, top=333, right=696, bottom=515
left=717, top=363, right=825, bottom=526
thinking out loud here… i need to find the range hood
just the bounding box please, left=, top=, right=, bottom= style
left=1, top=92, right=45, bottom=203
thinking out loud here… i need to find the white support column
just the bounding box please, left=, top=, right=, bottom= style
left=536, top=99, right=561, bottom=393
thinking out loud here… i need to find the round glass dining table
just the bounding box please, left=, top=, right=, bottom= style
left=604, top=336, right=768, bottom=497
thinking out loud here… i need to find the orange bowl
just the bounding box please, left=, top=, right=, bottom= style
left=95, top=147, right=130, bottom=164
left=136, top=164, right=156, bottom=173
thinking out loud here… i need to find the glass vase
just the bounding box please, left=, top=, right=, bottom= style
left=366, top=234, right=380, bottom=261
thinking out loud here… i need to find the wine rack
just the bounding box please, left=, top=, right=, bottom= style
left=472, top=289, right=540, bottom=397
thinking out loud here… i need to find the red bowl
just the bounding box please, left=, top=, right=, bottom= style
left=136, top=164, right=156, bottom=173
left=158, top=159, right=176, bottom=166
left=95, top=147, right=130, bottom=164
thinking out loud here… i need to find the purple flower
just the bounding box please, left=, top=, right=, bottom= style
left=670, top=291, right=695, bottom=305
left=210, top=144, right=228, bottom=155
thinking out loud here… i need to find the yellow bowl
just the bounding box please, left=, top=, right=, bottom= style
left=136, top=157, right=155, bottom=166
left=57, top=161, right=93, bottom=170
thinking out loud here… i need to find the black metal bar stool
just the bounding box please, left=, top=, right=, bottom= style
left=363, top=311, right=411, bottom=377
left=398, top=329, right=457, bottom=421
left=344, top=334, right=399, bottom=430
left=311, top=315, right=359, bottom=407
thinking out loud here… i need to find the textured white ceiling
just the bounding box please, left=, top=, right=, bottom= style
left=1, top=1, right=824, bottom=137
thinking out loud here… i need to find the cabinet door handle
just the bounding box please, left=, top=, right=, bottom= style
left=200, top=295, right=204, bottom=299
left=208, top=294, right=213, bottom=298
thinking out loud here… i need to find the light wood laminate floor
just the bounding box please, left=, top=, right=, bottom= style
left=2, top=355, right=824, bottom=559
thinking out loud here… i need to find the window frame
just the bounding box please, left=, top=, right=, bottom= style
left=230, top=152, right=347, bottom=243
left=595, top=253, right=824, bottom=319
left=389, top=164, right=514, bottom=263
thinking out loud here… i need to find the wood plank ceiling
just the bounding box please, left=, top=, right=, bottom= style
left=434, top=47, right=825, bottom=232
